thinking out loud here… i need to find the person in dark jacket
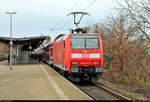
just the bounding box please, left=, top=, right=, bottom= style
left=8, top=54, right=10, bottom=63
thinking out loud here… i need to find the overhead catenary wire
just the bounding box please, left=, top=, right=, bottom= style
left=82, top=0, right=104, bottom=33
left=70, top=0, right=81, bottom=11
left=48, top=0, right=81, bottom=35
left=53, top=0, right=97, bottom=34
left=83, top=0, right=97, bottom=11
left=56, top=0, right=82, bottom=33
left=85, top=0, right=112, bottom=26
left=68, top=0, right=97, bottom=29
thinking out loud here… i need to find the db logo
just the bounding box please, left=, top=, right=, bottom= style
left=82, top=54, right=89, bottom=58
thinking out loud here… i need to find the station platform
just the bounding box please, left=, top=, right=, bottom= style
left=0, top=64, right=92, bottom=100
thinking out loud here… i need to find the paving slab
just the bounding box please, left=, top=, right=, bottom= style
left=0, top=64, right=92, bottom=100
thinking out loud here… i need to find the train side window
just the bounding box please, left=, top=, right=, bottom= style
left=64, top=41, right=65, bottom=48
left=56, top=35, right=65, bottom=43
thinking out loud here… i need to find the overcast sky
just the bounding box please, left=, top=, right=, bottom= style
left=0, top=0, right=114, bottom=38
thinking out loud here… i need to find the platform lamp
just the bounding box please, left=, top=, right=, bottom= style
left=6, top=12, right=16, bottom=70
left=28, top=43, right=32, bottom=54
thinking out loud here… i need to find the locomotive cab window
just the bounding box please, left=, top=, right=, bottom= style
left=71, top=36, right=85, bottom=49
left=71, top=35, right=99, bottom=49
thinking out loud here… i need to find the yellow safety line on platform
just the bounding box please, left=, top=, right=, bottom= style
left=40, top=64, right=69, bottom=100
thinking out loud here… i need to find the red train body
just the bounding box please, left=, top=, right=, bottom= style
left=46, top=33, right=103, bottom=82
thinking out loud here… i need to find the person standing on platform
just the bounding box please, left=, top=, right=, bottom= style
left=8, top=54, right=10, bottom=63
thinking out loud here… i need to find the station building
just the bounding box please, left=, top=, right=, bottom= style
left=0, top=36, right=50, bottom=64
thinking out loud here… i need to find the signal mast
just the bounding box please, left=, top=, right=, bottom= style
left=67, top=11, right=90, bottom=33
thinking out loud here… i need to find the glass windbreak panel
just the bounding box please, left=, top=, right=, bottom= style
left=71, top=36, right=85, bottom=49
left=71, top=35, right=99, bottom=49
left=86, top=38, right=99, bottom=49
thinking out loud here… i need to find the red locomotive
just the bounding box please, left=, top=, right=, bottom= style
left=45, top=33, right=103, bottom=82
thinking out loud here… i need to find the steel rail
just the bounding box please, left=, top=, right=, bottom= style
left=45, top=61, right=134, bottom=100
left=75, top=84, right=97, bottom=100
left=95, top=83, right=134, bottom=100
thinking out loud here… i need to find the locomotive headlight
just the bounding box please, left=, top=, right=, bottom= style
left=71, top=67, right=79, bottom=73
left=95, top=67, right=103, bottom=72
left=93, top=62, right=99, bottom=64
left=72, top=62, right=78, bottom=64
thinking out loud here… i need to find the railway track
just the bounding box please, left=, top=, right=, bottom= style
left=95, top=83, right=133, bottom=100
left=45, top=62, right=133, bottom=100
left=75, top=82, right=133, bottom=100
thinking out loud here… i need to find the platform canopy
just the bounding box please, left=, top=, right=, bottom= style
left=0, top=36, right=49, bottom=46
left=0, top=36, right=51, bottom=52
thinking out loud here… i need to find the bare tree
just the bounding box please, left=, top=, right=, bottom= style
left=114, top=0, right=150, bottom=41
